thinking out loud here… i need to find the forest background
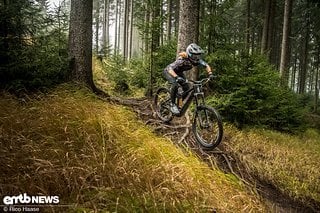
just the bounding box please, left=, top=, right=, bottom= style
left=1, top=0, right=320, bottom=132
left=1, top=0, right=320, bottom=211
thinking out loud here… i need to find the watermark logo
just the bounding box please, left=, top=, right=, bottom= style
left=1, top=193, right=60, bottom=212
left=3, top=193, right=59, bottom=205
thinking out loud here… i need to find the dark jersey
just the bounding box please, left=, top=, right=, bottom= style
left=165, top=56, right=208, bottom=75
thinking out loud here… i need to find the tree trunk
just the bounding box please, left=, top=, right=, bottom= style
left=102, top=0, right=109, bottom=56
left=245, top=0, right=251, bottom=54
left=129, top=0, right=133, bottom=58
left=261, top=0, right=275, bottom=57
left=199, top=0, right=205, bottom=46
left=114, top=0, right=119, bottom=54
left=280, top=0, right=293, bottom=87
left=291, top=52, right=298, bottom=91
left=68, top=0, right=95, bottom=88
left=267, top=0, right=275, bottom=61
left=261, top=0, right=271, bottom=54
left=167, top=0, right=173, bottom=41
left=147, top=0, right=161, bottom=97
left=123, top=0, right=129, bottom=60
left=174, top=0, right=180, bottom=39
left=117, top=0, right=122, bottom=54
left=177, top=0, right=200, bottom=80
left=144, top=4, right=150, bottom=54
left=315, top=38, right=320, bottom=112
left=208, top=0, right=216, bottom=54
left=95, top=0, right=100, bottom=55
left=151, top=0, right=161, bottom=50
left=315, top=67, right=319, bottom=112
left=298, top=0, right=310, bottom=94
left=0, top=0, right=9, bottom=66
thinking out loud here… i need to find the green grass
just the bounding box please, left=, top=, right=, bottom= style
left=0, top=84, right=265, bottom=212
left=225, top=125, right=320, bottom=208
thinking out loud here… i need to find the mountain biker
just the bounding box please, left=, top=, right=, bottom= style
left=163, top=43, right=214, bottom=115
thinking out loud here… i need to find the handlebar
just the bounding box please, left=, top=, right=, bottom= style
left=188, top=75, right=217, bottom=85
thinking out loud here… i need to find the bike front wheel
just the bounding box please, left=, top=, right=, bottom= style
left=192, top=105, right=223, bottom=149
left=154, top=87, right=173, bottom=123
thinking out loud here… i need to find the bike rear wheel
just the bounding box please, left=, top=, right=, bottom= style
left=154, top=87, right=173, bottom=122
left=192, top=105, right=223, bottom=149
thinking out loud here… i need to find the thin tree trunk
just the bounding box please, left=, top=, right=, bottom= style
left=208, top=0, right=216, bottom=54
left=315, top=38, right=320, bottom=112
left=199, top=0, right=205, bottom=45
left=245, top=0, right=251, bottom=54
left=0, top=0, right=9, bottom=66
left=114, top=0, right=119, bottom=54
left=291, top=52, right=298, bottom=91
left=95, top=0, right=100, bottom=55
left=144, top=3, right=150, bottom=54
left=123, top=0, right=129, bottom=60
left=267, top=0, right=275, bottom=61
left=261, top=0, right=275, bottom=58
left=129, top=0, right=133, bottom=58
left=102, top=0, right=109, bottom=56
left=160, top=2, right=164, bottom=46
left=315, top=67, right=319, bottom=112
left=167, top=0, right=173, bottom=41
left=251, top=29, right=255, bottom=53
left=261, top=0, right=271, bottom=54
left=174, top=0, right=180, bottom=38
left=298, top=0, right=310, bottom=94
left=308, top=61, right=313, bottom=92
left=280, top=0, right=293, bottom=87
left=147, top=0, right=161, bottom=97
left=117, top=0, right=122, bottom=54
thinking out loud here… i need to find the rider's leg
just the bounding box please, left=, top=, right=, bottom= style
left=170, top=83, right=179, bottom=103
left=163, top=69, right=178, bottom=104
left=163, top=70, right=180, bottom=114
left=181, top=82, right=190, bottom=99
left=179, top=73, right=190, bottom=99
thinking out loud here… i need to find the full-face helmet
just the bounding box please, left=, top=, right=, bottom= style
left=186, top=43, right=204, bottom=63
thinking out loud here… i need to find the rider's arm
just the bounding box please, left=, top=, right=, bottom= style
left=206, top=65, right=213, bottom=75
left=168, top=68, right=178, bottom=78
left=200, top=59, right=213, bottom=75
left=167, top=57, right=185, bottom=78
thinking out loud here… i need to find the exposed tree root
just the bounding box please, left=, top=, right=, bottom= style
left=178, top=111, right=191, bottom=144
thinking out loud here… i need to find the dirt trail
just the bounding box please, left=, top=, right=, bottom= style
left=111, top=96, right=319, bottom=213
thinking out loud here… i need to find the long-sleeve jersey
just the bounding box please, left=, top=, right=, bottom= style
left=165, top=56, right=208, bottom=75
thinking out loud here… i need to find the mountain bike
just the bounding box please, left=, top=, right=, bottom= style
left=154, top=76, right=223, bottom=150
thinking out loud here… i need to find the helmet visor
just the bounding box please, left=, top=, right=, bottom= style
left=190, top=53, right=202, bottom=61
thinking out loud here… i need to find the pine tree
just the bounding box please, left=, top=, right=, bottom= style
left=68, top=0, right=95, bottom=88
left=177, top=0, right=200, bottom=80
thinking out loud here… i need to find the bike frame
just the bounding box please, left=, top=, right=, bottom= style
left=175, top=79, right=208, bottom=117
left=156, top=76, right=223, bottom=149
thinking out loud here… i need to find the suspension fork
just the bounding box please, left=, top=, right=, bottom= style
left=194, top=93, right=210, bottom=127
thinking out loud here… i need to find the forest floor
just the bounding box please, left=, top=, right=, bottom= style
left=1, top=80, right=319, bottom=212
left=0, top=86, right=267, bottom=212
left=111, top=96, right=320, bottom=213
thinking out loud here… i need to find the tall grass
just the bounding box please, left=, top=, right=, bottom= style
left=225, top=125, right=320, bottom=209
left=0, top=84, right=265, bottom=212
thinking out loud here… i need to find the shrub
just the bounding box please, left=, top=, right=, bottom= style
left=206, top=53, right=305, bottom=132
left=128, top=58, right=149, bottom=88
left=0, top=1, right=69, bottom=91
left=152, top=41, right=177, bottom=86
left=103, top=41, right=177, bottom=94
left=102, top=55, right=131, bottom=94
